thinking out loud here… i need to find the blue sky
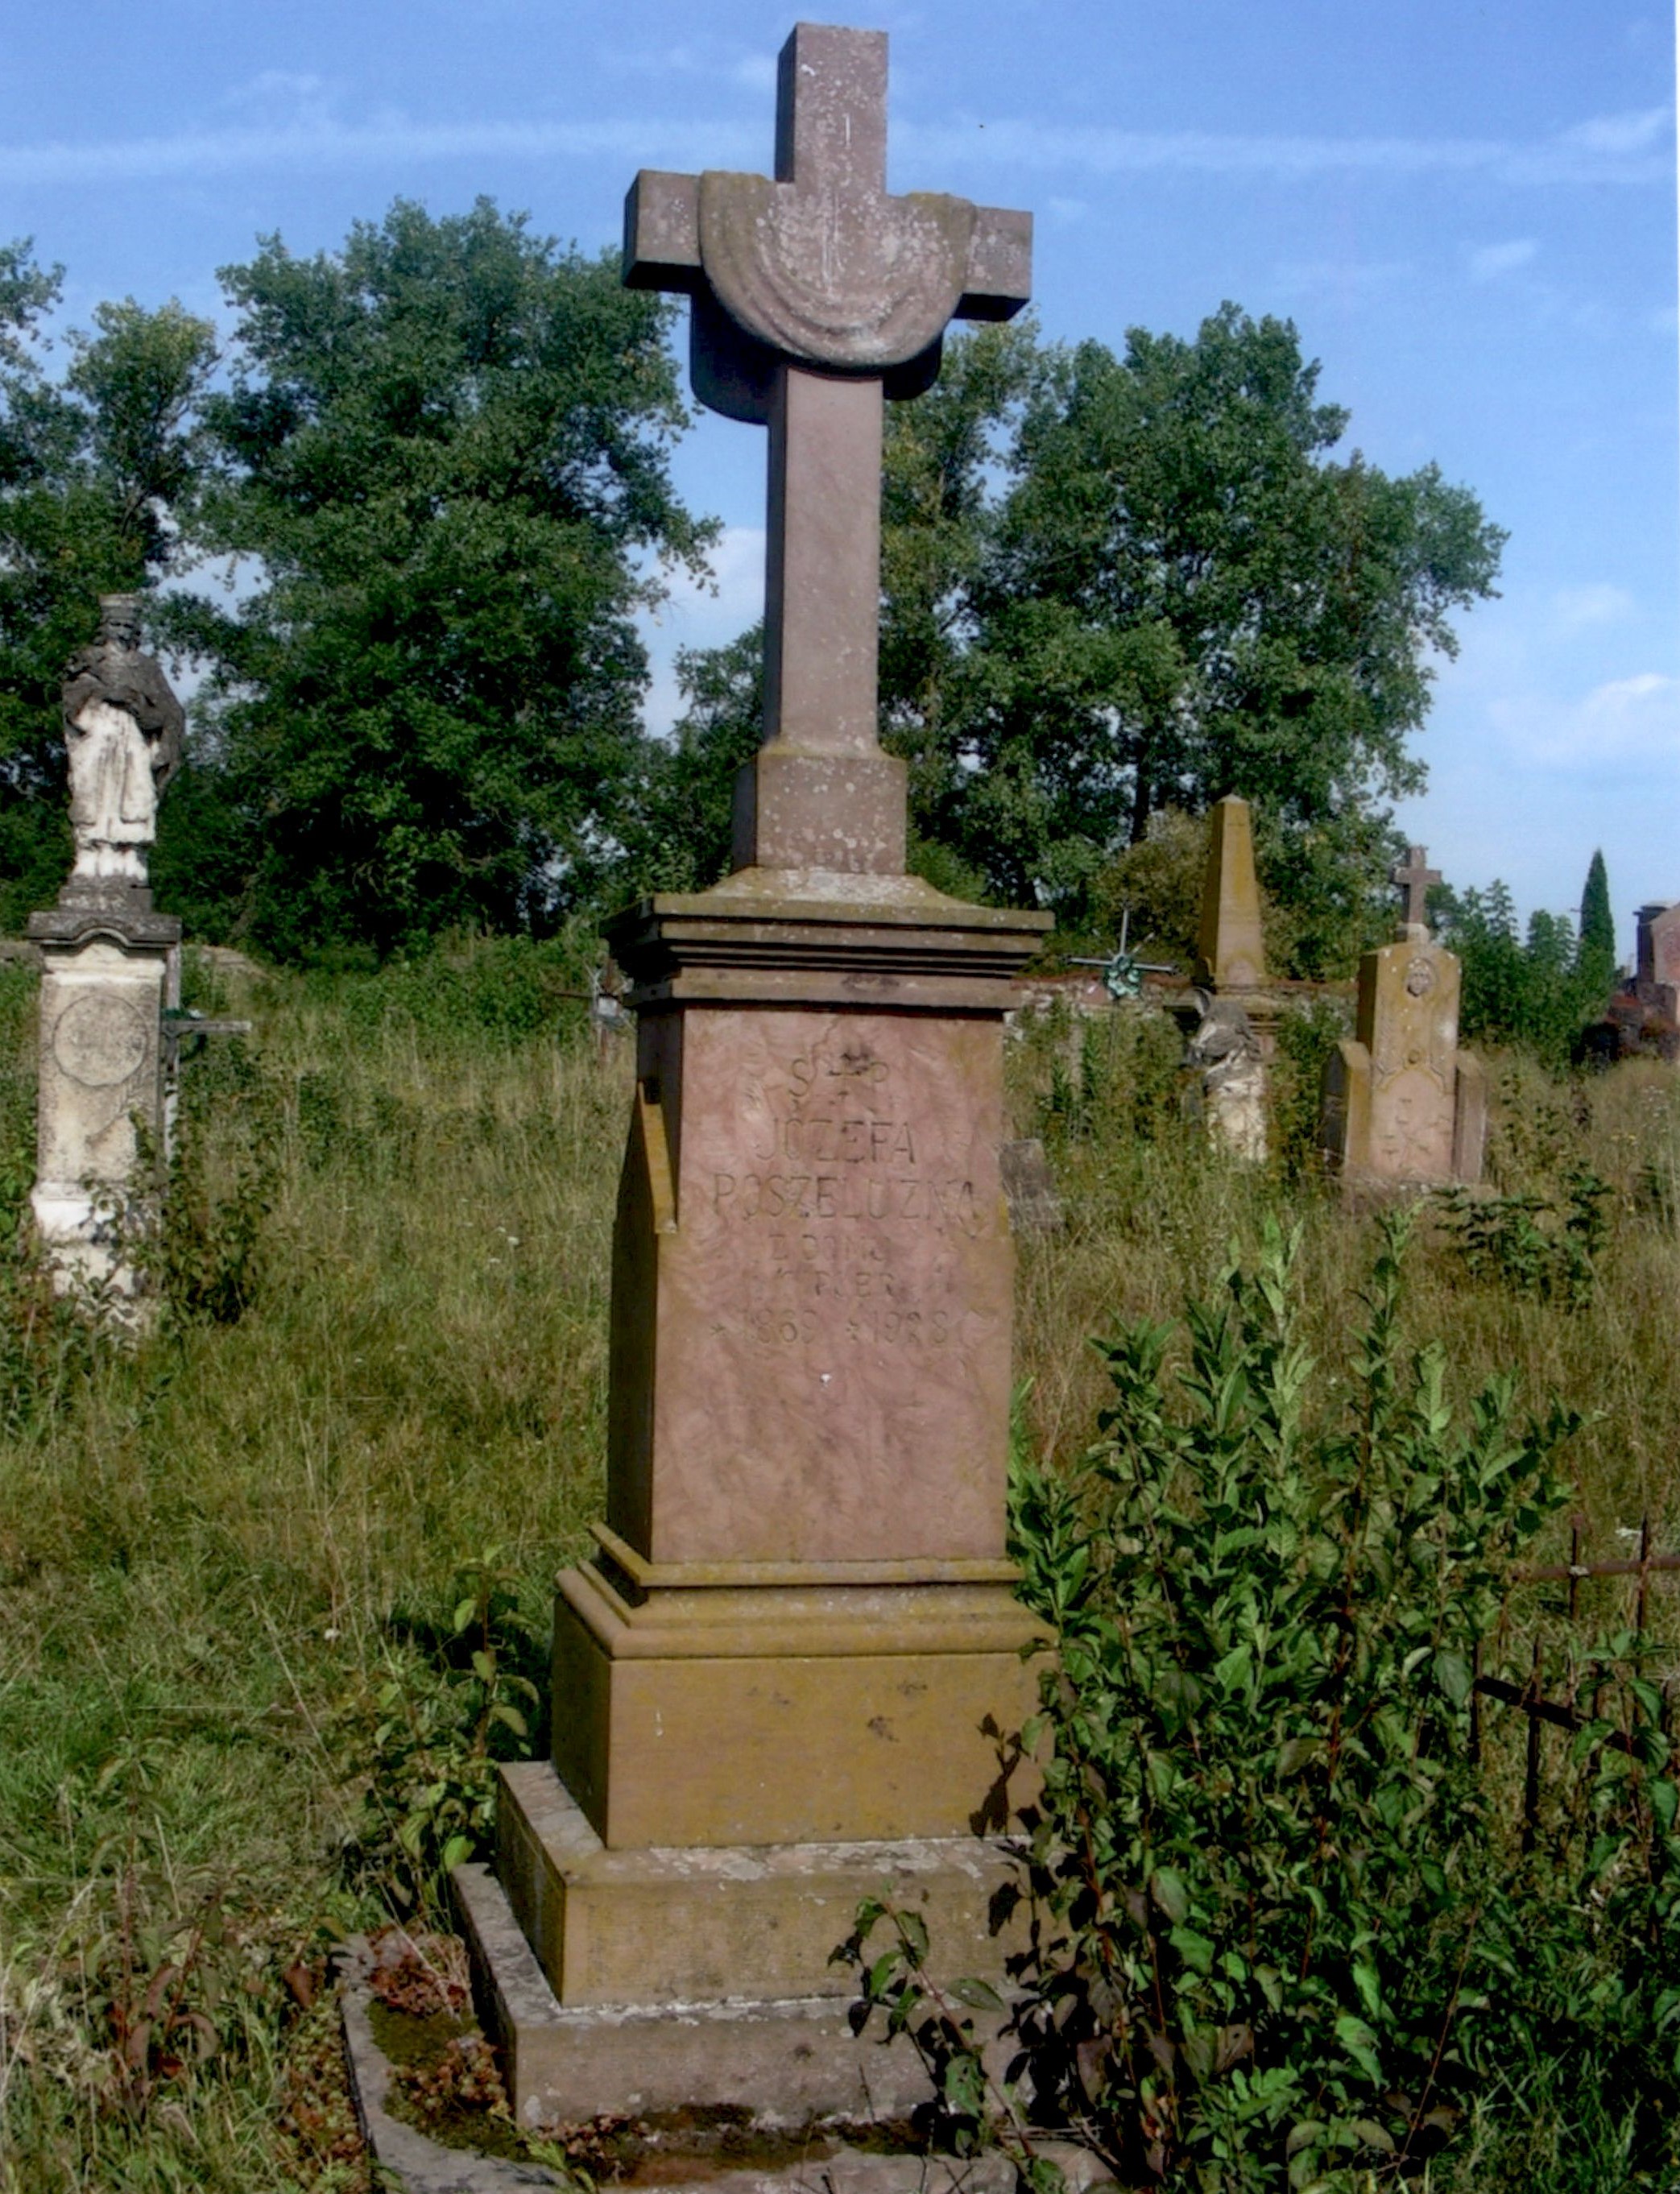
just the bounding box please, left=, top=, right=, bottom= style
left=2, top=2, right=1674, bottom=949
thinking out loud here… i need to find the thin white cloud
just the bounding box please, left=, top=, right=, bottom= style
left=1467, top=237, right=1537, bottom=282
left=600, top=41, right=776, bottom=93
left=1560, top=106, right=1670, bottom=155
left=1552, top=582, right=1637, bottom=632
left=0, top=102, right=1667, bottom=192
left=1491, top=671, right=1680, bottom=767
left=899, top=111, right=1672, bottom=187
left=0, top=115, right=758, bottom=188
left=1273, top=256, right=1414, bottom=299
left=217, top=70, right=337, bottom=122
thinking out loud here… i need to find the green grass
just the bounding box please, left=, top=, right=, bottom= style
left=2, top=958, right=1678, bottom=2188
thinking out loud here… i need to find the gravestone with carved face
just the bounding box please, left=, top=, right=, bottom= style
left=1321, top=847, right=1486, bottom=1187
left=28, top=596, right=183, bottom=1298
left=463, top=22, right=1056, bottom=2128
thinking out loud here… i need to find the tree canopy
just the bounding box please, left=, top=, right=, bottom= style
left=869, top=307, right=1506, bottom=963
left=1442, top=880, right=1613, bottom=1068
left=0, top=219, right=1509, bottom=975
left=167, top=199, right=711, bottom=958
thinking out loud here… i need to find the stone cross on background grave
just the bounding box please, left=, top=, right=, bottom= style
left=625, top=21, right=1029, bottom=873
left=1392, top=845, right=1442, bottom=932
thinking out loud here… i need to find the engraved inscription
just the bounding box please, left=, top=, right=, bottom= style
left=707, top=1034, right=986, bottom=1350
left=52, top=994, right=147, bottom=1089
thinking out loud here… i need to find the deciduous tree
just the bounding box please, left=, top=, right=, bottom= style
left=172, top=199, right=711, bottom=957
left=945, top=308, right=1503, bottom=947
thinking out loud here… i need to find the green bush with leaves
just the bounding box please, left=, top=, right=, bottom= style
left=997, top=1216, right=1582, bottom=2184
left=1442, top=883, right=1608, bottom=1070
left=1433, top=1169, right=1611, bottom=1308
left=1268, top=998, right=1348, bottom=1185
left=341, top=1549, right=544, bottom=1917
left=301, top=927, right=601, bottom=1047
left=129, top=1036, right=281, bottom=1326
left=907, top=1212, right=1680, bottom=2192
left=849, top=1216, right=1680, bottom=2186
left=1041, top=1005, right=1186, bottom=1150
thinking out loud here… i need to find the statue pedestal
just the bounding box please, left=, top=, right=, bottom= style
left=27, top=893, right=180, bottom=1298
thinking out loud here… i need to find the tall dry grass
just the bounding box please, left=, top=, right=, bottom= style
left=0, top=959, right=1676, bottom=2187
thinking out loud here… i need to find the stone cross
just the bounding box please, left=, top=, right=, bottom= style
left=624, top=23, right=1030, bottom=872
left=471, top=23, right=1059, bottom=2130
left=1392, top=844, right=1441, bottom=929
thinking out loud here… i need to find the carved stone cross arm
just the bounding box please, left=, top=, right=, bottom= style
left=624, top=170, right=1031, bottom=391
left=624, top=25, right=1030, bottom=393
left=622, top=23, right=1031, bottom=876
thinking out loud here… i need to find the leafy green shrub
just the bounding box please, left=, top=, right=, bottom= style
left=1089, top=809, right=1206, bottom=975
left=136, top=1036, right=281, bottom=1324
left=341, top=1550, right=543, bottom=1917
left=1433, top=1170, right=1611, bottom=1306
left=853, top=1213, right=1680, bottom=2192
left=852, top=1219, right=1680, bottom=2186
left=1268, top=997, right=1348, bottom=1184
left=1443, top=884, right=1606, bottom=1070
left=995, top=1216, right=1581, bottom=2186
left=1041, top=1006, right=1186, bottom=1149
left=307, top=930, right=601, bottom=1050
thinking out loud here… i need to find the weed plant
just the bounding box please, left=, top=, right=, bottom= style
left=2, top=961, right=1680, bottom=2185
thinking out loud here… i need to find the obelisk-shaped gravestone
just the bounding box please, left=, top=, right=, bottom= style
left=1321, top=846, right=1486, bottom=1186
left=1194, top=794, right=1268, bottom=991
left=463, top=23, right=1053, bottom=2125
left=29, top=596, right=182, bottom=1297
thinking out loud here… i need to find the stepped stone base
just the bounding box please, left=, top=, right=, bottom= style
left=457, top=1763, right=1031, bottom=2126
left=552, top=1536, right=1041, bottom=1852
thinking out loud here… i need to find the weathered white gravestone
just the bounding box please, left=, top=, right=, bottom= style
left=28, top=596, right=183, bottom=1294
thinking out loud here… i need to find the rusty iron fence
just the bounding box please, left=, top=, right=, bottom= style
left=1470, top=1513, right=1677, bottom=1848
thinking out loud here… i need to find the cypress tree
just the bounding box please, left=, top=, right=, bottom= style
left=1578, top=848, right=1616, bottom=999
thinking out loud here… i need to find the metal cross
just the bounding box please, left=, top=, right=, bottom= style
left=1392, top=845, right=1442, bottom=929
left=623, top=23, right=1030, bottom=870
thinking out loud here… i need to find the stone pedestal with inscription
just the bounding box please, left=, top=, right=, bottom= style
left=29, top=898, right=180, bottom=1295
left=461, top=20, right=1058, bottom=2130
left=557, top=875, right=1048, bottom=1852
left=474, top=874, right=1052, bottom=2126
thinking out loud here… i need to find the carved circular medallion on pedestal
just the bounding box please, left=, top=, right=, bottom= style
left=52, top=994, right=147, bottom=1088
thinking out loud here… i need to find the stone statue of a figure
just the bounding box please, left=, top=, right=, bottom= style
left=63, top=594, right=183, bottom=890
